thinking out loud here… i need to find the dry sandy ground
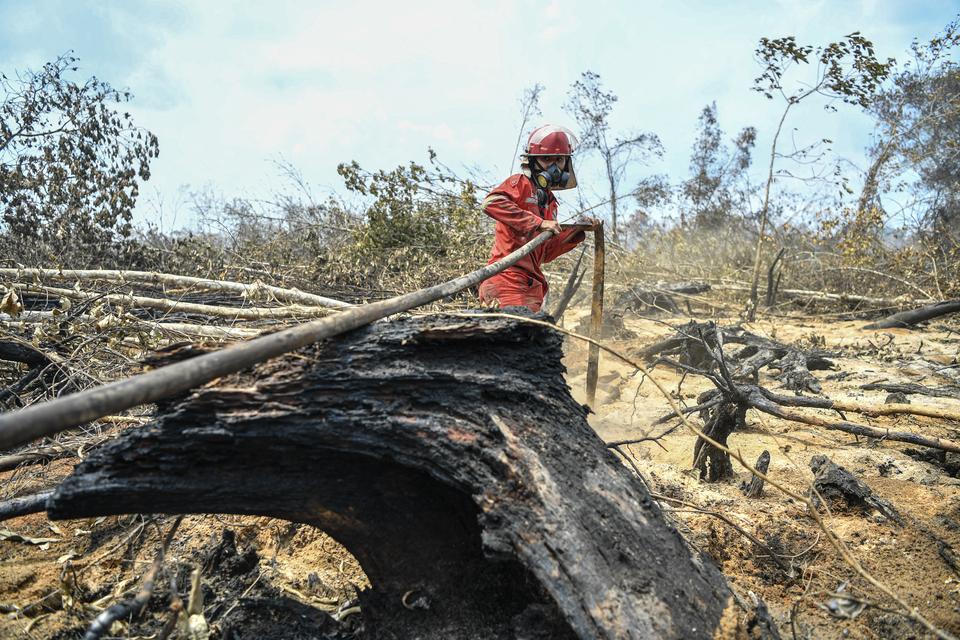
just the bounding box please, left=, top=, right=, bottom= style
left=563, top=310, right=960, bottom=639
left=1, top=310, right=959, bottom=638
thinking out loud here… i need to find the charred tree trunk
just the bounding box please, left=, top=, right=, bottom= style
left=693, top=402, right=745, bottom=482
left=740, top=451, right=771, bottom=498
left=46, top=314, right=751, bottom=640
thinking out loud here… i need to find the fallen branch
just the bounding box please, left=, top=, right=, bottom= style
left=816, top=266, right=935, bottom=301
left=9, top=311, right=264, bottom=339
left=10, top=284, right=337, bottom=321
left=0, top=268, right=350, bottom=308
left=860, top=382, right=960, bottom=401
left=757, top=387, right=960, bottom=423
left=714, top=282, right=920, bottom=309
left=863, top=299, right=960, bottom=330
left=0, top=490, right=53, bottom=521
left=0, top=338, right=57, bottom=367
left=0, top=445, right=67, bottom=472
left=745, top=387, right=960, bottom=453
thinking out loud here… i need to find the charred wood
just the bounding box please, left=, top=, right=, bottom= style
left=0, top=339, right=53, bottom=368
left=809, top=455, right=903, bottom=526
left=861, top=382, right=960, bottom=401
left=46, top=313, right=749, bottom=640
left=863, top=299, right=960, bottom=330
left=741, top=451, right=771, bottom=498
left=0, top=490, right=53, bottom=521
left=693, top=401, right=745, bottom=482
left=637, top=322, right=833, bottom=393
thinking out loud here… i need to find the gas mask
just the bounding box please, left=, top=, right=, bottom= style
left=534, top=162, right=571, bottom=189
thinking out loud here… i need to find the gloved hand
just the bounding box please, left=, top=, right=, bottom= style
left=538, top=219, right=562, bottom=235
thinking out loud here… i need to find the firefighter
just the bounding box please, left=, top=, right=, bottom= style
left=479, top=124, right=598, bottom=312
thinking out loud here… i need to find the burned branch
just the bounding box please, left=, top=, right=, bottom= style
left=860, top=382, right=960, bottom=401
left=0, top=490, right=53, bottom=521
left=809, top=456, right=904, bottom=526
left=864, top=300, right=960, bottom=330
left=638, top=321, right=833, bottom=394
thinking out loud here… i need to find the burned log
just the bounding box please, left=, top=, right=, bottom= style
left=0, top=490, right=52, bottom=521
left=46, top=314, right=752, bottom=639
left=863, top=299, right=960, bottom=330
left=0, top=339, right=54, bottom=368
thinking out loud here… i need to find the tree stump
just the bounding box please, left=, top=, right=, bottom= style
left=809, top=455, right=903, bottom=526
left=47, top=313, right=758, bottom=639
left=740, top=451, right=771, bottom=498
left=693, top=402, right=745, bottom=482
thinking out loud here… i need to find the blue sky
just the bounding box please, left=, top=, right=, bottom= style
left=1, top=0, right=956, bottom=230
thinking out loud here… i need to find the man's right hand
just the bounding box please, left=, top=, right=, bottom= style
left=539, top=219, right=562, bottom=235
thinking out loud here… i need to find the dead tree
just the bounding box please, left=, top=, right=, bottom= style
left=764, top=248, right=785, bottom=308
left=45, top=314, right=761, bottom=640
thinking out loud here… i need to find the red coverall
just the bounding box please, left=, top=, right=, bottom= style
left=478, top=173, right=586, bottom=311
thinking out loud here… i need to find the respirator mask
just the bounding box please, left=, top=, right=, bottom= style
left=534, top=162, right=570, bottom=189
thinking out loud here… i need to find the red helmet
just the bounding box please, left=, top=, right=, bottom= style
left=526, top=124, right=577, bottom=156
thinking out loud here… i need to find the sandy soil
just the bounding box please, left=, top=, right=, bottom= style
left=1, top=310, right=959, bottom=638
left=562, top=310, right=960, bottom=639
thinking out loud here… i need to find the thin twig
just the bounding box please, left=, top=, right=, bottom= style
left=82, top=516, right=183, bottom=640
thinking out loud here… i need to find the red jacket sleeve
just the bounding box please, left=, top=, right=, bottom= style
left=543, top=228, right=586, bottom=263
left=482, top=178, right=542, bottom=235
